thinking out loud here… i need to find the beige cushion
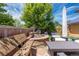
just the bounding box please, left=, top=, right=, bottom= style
left=4, top=38, right=19, bottom=47
left=0, top=40, right=15, bottom=56
left=14, top=34, right=27, bottom=44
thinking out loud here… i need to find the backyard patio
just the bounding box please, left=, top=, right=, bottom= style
left=0, top=29, right=79, bottom=56
left=0, top=3, right=79, bottom=56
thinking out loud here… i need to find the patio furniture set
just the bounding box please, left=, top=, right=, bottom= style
left=0, top=31, right=79, bottom=56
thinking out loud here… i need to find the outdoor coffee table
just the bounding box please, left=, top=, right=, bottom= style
left=46, top=41, right=79, bottom=56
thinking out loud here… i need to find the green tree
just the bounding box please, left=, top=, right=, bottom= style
left=0, top=3, right=15, bottom=26
left=21, top=3, right=56, bottom=35
left=0, top=3, right=7, bottom=13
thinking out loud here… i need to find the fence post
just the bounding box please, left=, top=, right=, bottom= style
left=4, top=29, right=7, bottom=37
left=20, top=29, right=22, bottom=33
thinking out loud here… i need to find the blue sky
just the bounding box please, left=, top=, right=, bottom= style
left=53, top=3, right=79, bottom=24
left=5, top=3, right=79, bottom=24
left=5, top=3, right=23, bottom=22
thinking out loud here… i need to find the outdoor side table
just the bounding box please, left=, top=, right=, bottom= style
left=46, top=41, right=79, bottom=56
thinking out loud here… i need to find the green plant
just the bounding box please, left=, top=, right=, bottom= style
left=0, top=3, right=15, bottom=26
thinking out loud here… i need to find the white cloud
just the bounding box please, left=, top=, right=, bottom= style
left=4, top=3, right=25, bottom=24
left=5, top=3, right=23, bottom=20
left=54, top=6, right=79, bottom=24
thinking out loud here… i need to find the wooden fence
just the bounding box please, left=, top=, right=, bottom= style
left=0, top=25, right=33, bottom=38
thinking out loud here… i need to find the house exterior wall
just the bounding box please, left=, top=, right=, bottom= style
left=68, top=23, right=79, bottom=34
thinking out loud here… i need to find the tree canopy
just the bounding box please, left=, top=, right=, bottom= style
left=21, top=3, right=56, bottom=34
left=0, top=4, right=7, bottom=13
left=0, top=3, right=15, bottom=26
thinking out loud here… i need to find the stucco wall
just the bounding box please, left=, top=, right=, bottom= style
left=68, top=23, right=79, bottom=34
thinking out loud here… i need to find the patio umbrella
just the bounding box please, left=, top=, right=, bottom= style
left=62, top=6, right=68, bottom=38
